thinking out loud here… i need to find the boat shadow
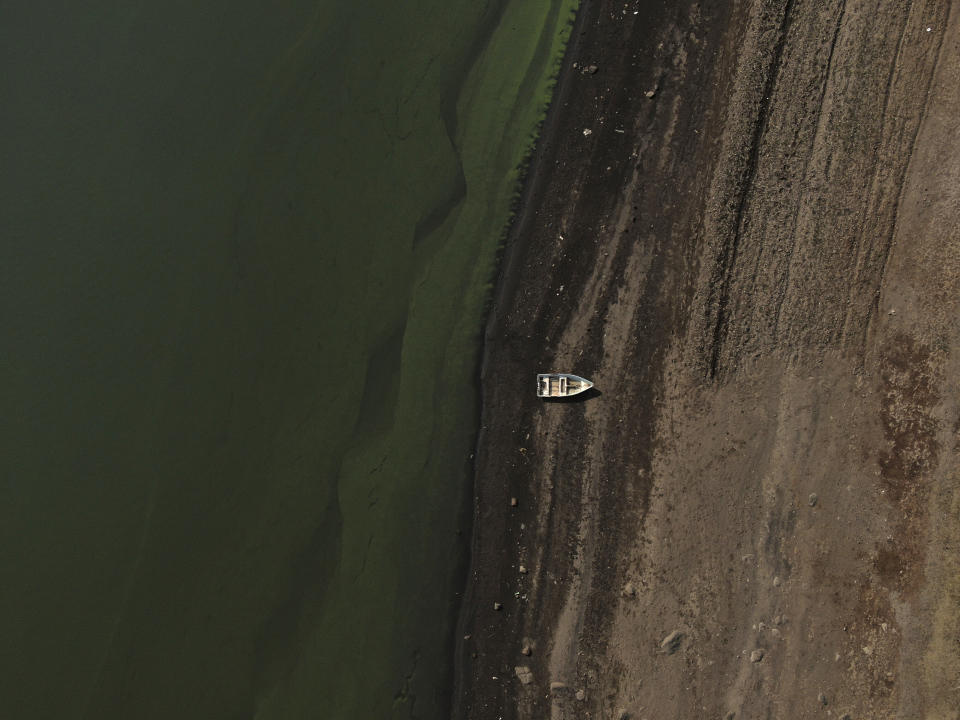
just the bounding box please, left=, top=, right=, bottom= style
left=543, top=387, right=602, bottom=404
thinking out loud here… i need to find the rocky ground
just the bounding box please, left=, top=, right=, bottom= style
left=453, top=0, right=960, bottom=718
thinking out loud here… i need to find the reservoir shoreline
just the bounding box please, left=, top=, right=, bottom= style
left=451, top=0, right=593, bottom=715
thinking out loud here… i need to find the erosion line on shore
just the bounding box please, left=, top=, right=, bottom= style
left=851, top=0, right=951, bottom=354
left=708, top=0, right=795, bottom=379
left=772, top=0, right=846, bottom=340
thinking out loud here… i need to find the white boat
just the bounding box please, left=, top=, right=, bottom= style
left=536, top=373, right=594, bottom=398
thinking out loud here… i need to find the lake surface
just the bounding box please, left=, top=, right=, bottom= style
left=0, top=1, right=575, bottom=717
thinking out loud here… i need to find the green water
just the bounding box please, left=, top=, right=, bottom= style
left=0, top=1, right=576, bottom=718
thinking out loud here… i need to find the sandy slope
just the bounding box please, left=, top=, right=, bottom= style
left=455, top=0, right=960, bottom=718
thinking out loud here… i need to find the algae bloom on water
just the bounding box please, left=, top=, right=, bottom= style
left=0, top=0, right=576, bottom=718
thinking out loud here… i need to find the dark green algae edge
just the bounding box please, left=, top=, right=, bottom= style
left=283, top=2, right=586, bottom=717
left=395, top=0, right=585, bottom=716
left=301, top=2, right=585, bottom=718
left=461, top=0, right=583, bottom=323
left=442, top=0, right=585, bottom=716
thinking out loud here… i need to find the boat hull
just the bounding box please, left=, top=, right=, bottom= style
left=536, top=373, right=594, bottom=398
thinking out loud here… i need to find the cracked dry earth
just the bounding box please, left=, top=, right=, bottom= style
left=454, top=0, right=960, bottom=719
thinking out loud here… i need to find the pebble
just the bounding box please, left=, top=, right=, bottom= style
left=583, top=128, right=593, bottom=136
left=515, top=666, right=533, bottom=685
left=622, top=581, right=637, bottom=597
left=818, top=691, right=828, bottom=706
left=575, top=689, right=586, bottom=701
left=550, top=681, right=568, bottom=692
left=773, top=576, right=782, bottom=587
left=518, top=565, right=528, bottom=574
left=644, top=88, right=657, bottom=98
left=750, top=649, right=764, bottom=663
left=839, top=714, right=851, bottom=720
left=809, top=493, right=818, bottom=507
left=493, top=602, right=503, bottom=611
left=581, top=64, right=599, bottom=75
left=510, top=497, right=518, bottom=507
left=617, top=711, right=631, bottom=720
left=521, top=645, right=532, bottom=656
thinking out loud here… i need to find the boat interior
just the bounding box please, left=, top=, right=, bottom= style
left=538, top=375, right=588, bottom=397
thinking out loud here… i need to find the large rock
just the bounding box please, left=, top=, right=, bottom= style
left=514, top=666, right=533, bottom=685
left=660, top=630, right=683, bottom=654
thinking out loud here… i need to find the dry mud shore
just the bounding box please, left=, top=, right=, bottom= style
left=454, top=1, right=960, bottom=719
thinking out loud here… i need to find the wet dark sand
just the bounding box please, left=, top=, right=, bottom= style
left=455, top=1, right=960, bottom=718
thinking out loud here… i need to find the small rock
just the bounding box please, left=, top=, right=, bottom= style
left=582, top=128, right=593, bottom=136
left=510, top=497, right=518, bottom=507
left=773, top=576, right=782, bottom=587
left=750, top=649, right=764, bottom=663
left=839, top=714, right=851, bottom=720
left=818, top=691, right=828, bottom=706
left=660, top=630, right=683, bottom=654
left=644, top=88, right=657, bottom=98
left=521, top=645, right=532, bottom=656
left=515, top=666, right=533, bottom=685
left=622, top=581, right=636, bottom=597
left=725, top=713, right=736, bottom=720
left=549, top=681, right=568, bottom=692
left=617, top=711, right=631, bottom=720
left=581, top=64, right=599, bottom=75
left=808, top=493, right=818, bottom=507
left=575, top=689, right=586, bottom=701
left=493, top=602, right=503, bottom=611
left=518, top=565, right=528, bottom=574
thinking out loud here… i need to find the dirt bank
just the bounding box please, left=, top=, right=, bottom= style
left=455, top=0, right=960, bottom=719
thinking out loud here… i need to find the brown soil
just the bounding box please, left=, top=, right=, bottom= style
left=454, top=1, right=960, bottom=719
